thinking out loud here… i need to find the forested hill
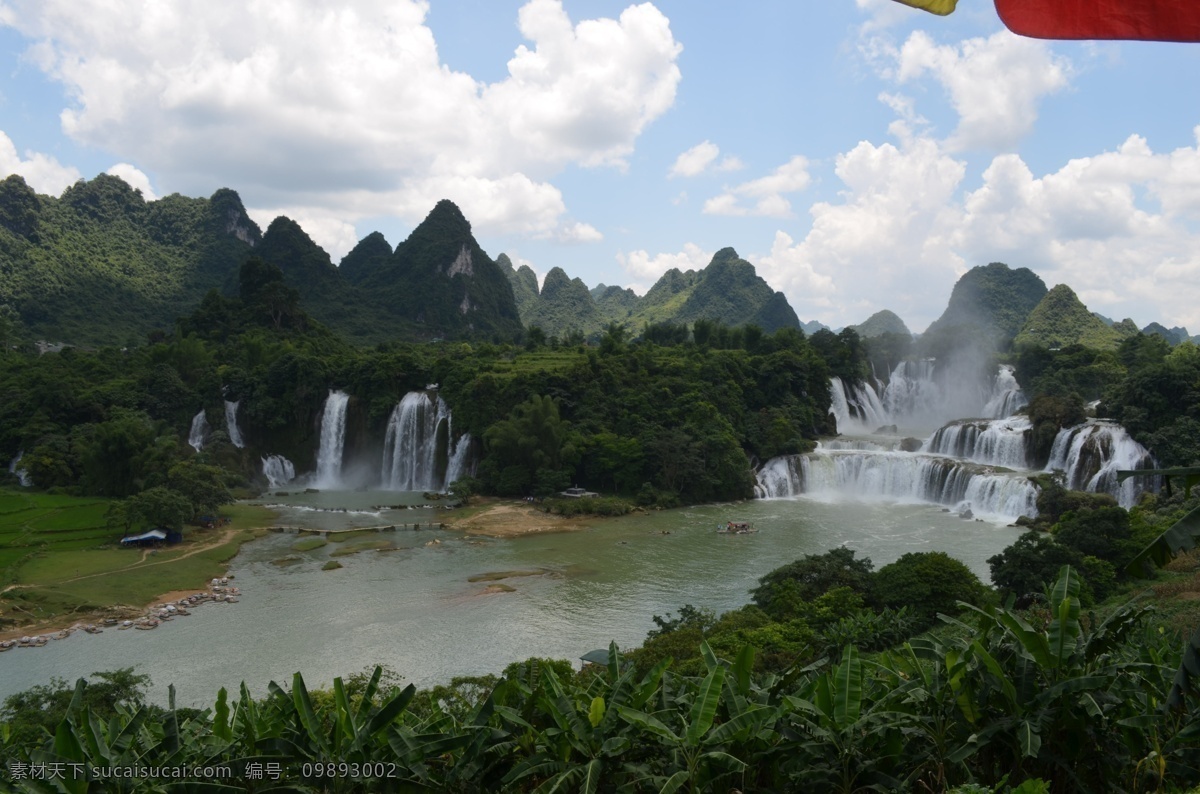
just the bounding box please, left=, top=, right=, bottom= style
left=0, top=178, right=523, bottom=346
left=1013, top=284, right=1130, bottom=350
left=504, top=247, right=803, bottom=338
left=0, top=174, right=260, bottom=346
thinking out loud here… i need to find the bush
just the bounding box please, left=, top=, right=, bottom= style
left=539, top=496, right=635, bottom=517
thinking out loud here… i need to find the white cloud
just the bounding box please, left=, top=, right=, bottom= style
left=702, top=155, right=811, bottom=217
left=753, top=137, right=965, bottom=327
left=669, top=140, right=742, bottom=178
left=555, top=221, right=603, bottom=243
left=0, top=0, right=682, bottom=238
left=105, top=163, right=156, bottom=200
left=0, top=130, right=81, bottom=195
left=879, top=30, right=1071, bottom=151
left=950, top=130, right=1200, bottom=327
left=765, top=128, right=1200, bottom=330
left=669, top=141, right=719, bottom=178
left=617, top=242, right=711, bottom=293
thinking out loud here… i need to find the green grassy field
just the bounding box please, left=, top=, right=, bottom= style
left=0, top=489, right=275, bottom=630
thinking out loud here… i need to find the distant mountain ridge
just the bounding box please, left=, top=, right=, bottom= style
left=0, top=176, right=523, bottom=345
left=925, top=262, right=1048, bottom=341
left=502, top=246, right=801, bottom=338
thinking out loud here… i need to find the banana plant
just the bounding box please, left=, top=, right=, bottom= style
left=614, top=641, right=766, bottom=793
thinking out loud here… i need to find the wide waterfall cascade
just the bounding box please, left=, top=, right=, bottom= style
left=831, top=362, right=1020, bottom=435
left=755, top=450, right=1039, bottom=520
left=7, top=452, right=30, bottom=487
left=381, top=391, right=473, bottom=492
left=924, top=416, right=1033, bottom=469
left=188, top=411, right=209, bottom=452
left=1046, top=421, right=1156, bottom=508
left=262, top=455, right=296, bottom=488
left=983, top=365, right=1028, bottom=419
left=314, top=391, right=350, bottom=488
left=224, top=401, right=245, bottom=448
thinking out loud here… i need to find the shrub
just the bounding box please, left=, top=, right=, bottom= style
left=874, top=551, right=990, bottom=628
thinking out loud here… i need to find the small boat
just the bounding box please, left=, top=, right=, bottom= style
left=0, top=640, right=14, bottom=651
left=718, top=521, right=758, bottom=535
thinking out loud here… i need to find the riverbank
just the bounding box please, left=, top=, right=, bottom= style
left=443, top=498, right=596, bottom=537
left=0, top=503, right=276, bottom=642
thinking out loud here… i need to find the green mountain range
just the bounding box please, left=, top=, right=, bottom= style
left=1013, top=284, right=1128, bottom=350
left=503, top=247, right=801, bottom=338
left=0, top=176, right=523, bottom=345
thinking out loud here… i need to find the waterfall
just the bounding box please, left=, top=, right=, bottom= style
left=829, top=376, right=889, bottom=434
left=224, top=401, right=245, bottom=448
left=7, top=452, right=30, bottom=487
left=831, top=362, right=1017, bottom=435
left=1045, top=421, right=1156, bottom=508
left=262, top=455, right=296, bottom=488
left=924, top=416, right=1032, bottom=469
left=313, top=390, right=350, bottom=488
left=381, top=391, right=467, bottom=491
left=188, top=411, right=209, bottom=452
left=983, top=365, right=1028, bottom=419
left=755, top=450, right=1039, bottom=520
left=445, top=433, right=474, bottom=487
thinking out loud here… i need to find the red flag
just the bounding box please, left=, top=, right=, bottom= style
left=995, top=0, right=1200, bottom=42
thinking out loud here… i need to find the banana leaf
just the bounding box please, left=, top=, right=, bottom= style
left=1125, top=504, right=1200, bottom=577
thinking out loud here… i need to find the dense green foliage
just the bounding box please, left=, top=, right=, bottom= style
left=1, top=269, right=856, bottom=509
left=1011, top=334, right=1200, bottom=467
left=3, top=568, right=1197, bottom=792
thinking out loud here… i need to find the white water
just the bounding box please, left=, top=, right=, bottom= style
left=224, top=401, right=245, bottom=448
left=757, top=450, right=1038, bottom=521
left=380, top=391, right=473, bottom=492
left=831, top=362, right=1026, bottom=436
left=1045, top=421, right=1156, bottom=508
left=445, top=433, right=474, bottom=486
left=983, top=365, right=1028, bottom=419
left=188, top=411, right=209, bottom=452
left=262, top=455, right=295, bottom=488
left=924, top=416, right=1032, bottom=469
left=313, top=391, right=350, bottom=488
left=829, top=376, right=890, bottom=434
left=7, top=451, right=31, bottom=487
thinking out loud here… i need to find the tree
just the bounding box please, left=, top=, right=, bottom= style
left=873, top=551, right=989, bottom=628
left=167, top=460, right=234, bottom=517
left=1054, top=506, right=1134, bottom=566
left=0, top=668, right=152, bottom=745
left=752, top=548, right=875, bottom=618
left=988, top=531, right=1084, bottom=601
left=483, top=395, right=577, bottom=496
left=124, top=486, right=193, bottom=530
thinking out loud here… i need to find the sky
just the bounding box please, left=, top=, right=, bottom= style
left=1, top=0, right=1199, bottom=333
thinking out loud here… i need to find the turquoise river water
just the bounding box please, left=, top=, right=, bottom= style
left=0, top=491, right=1022, bottom=706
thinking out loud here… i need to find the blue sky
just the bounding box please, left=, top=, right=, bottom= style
left=1, top=0, right=1198, bottom=332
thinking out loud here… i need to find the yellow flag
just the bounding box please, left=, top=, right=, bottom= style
left=890, top=0, right=959, bottom=15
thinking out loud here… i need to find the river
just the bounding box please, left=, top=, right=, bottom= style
left=0, top=490, right=1022, bottom=707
